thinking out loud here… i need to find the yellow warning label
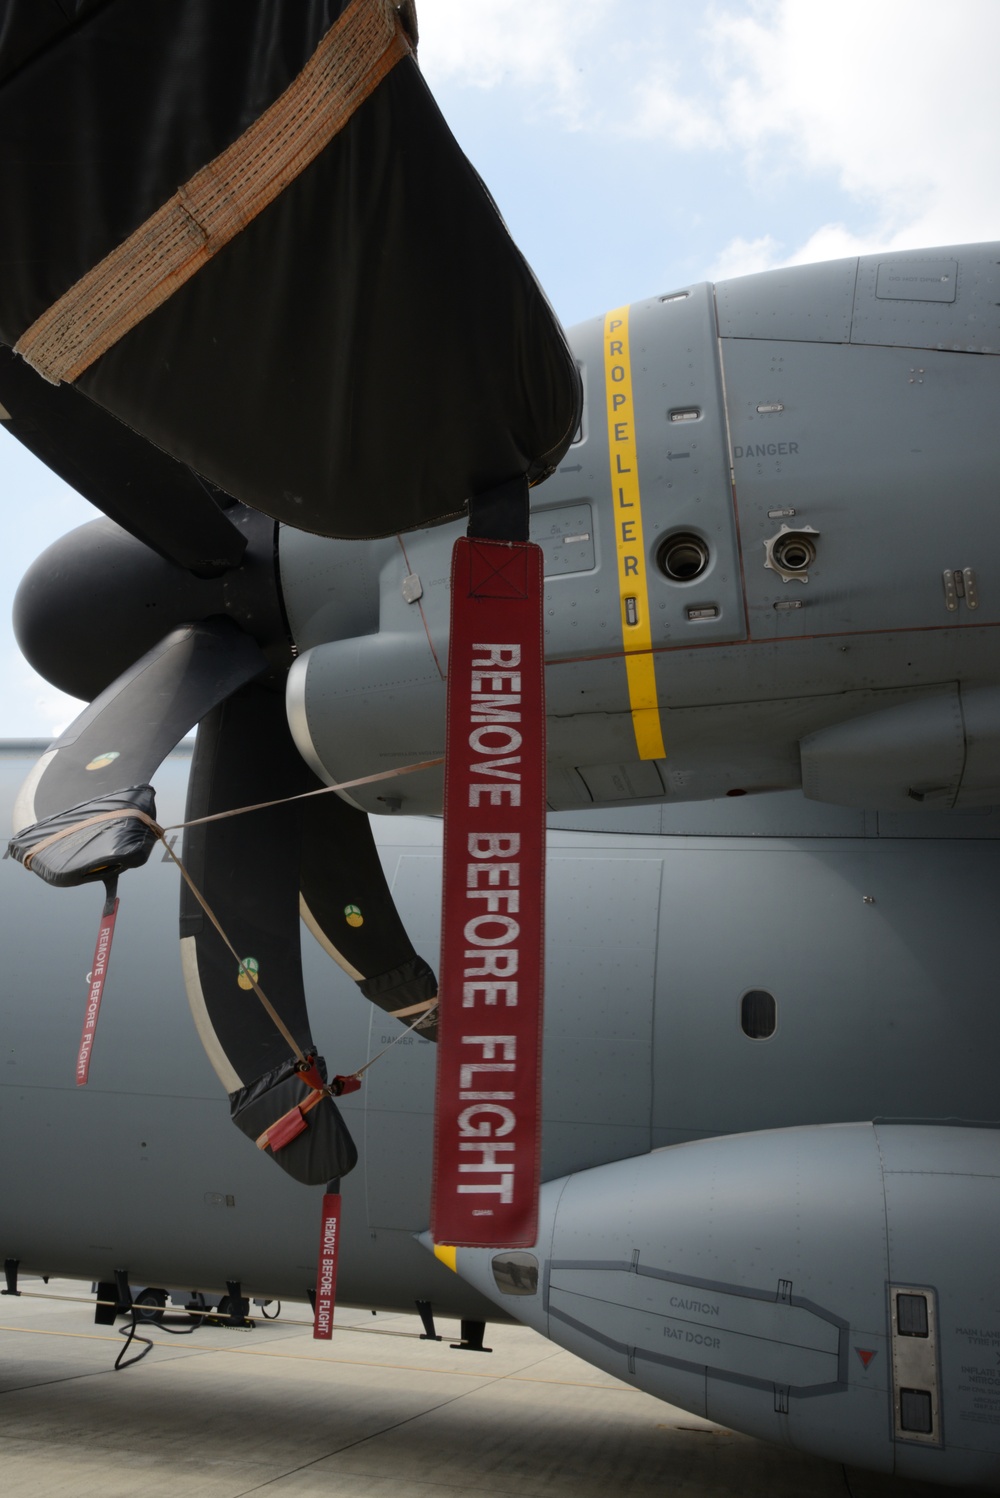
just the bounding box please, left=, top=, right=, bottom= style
left=603, top=307, right=666, bottom=760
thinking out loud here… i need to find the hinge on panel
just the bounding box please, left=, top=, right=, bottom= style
left=943, top=568, right=978, bottom=612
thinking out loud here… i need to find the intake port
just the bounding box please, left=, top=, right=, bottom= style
left=658, top=532, right=709, bottom=582
left=763, top=524, right=819, bottom=584
left=773, top=534, right=815, bottom=572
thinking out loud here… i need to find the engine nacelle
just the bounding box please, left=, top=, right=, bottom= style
left=429, top=1122, right=1000, bottom=1488
left=282, top=243, right=1000, bottom=820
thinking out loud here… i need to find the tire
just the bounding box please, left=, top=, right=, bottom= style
left=133, top=1287, right=167, bottom=1323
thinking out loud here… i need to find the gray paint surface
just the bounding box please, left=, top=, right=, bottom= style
left=282, top=242, right=1000, bottom=819
left=4, top=735, right=1000, bottom=1486
left=6, top=243, right=1000, bottom=1486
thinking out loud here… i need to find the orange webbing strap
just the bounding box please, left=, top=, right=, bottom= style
left=21, top=809, right=137, bottom=870
left=256, top=1086, right=327, bottom=1153
left=14, top=0, right=412, bottom=384
left=18, top=759, right=442, bottom=868
left=165, top=757, right=442, bottom=833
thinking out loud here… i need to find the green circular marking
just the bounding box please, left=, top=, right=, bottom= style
left=86, top=750, right=120, bottom=772
left=237, top=956, right=260, bottom=991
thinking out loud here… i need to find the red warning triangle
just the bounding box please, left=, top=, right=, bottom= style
left=855, top=1348, right=877, bottom=1369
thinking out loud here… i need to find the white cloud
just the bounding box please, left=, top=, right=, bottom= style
left=27, top=687, right=79, bottom=741
left=417, top=0, right=606, bottom=125
left=707, top=233, right=783, bottom=281
left=417, top=1, right=723, bottom=139
left=623, top=77, right=725, bottom=150
left=419, top=0, right=1000, bottom=265
left=708, top=0, right=1000, bottom=251
left=0, top=649, right=81, bottom=741
left=707, top=221, right=912, bottom=284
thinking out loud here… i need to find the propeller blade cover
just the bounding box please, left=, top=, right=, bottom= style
left=230, top=1055, right=358, bottom=1187
left=0, top=0, right=582, bottom=538
left=8, top=784, right=157, bottom=888
left=0, top=347, right=247, bottom=576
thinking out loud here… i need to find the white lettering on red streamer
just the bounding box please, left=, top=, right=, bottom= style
left=76, top=897, right=119, bottom=1087
left=433, top=538, right=545, bottom=1247
left=313, top=1192, right=341, bottom=1339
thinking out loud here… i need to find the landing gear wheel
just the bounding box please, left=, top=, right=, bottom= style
left=133, top=1287, right=167, bottom=1323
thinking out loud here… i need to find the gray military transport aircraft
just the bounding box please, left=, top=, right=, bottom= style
left=3, top=240, right=1000, bottom=1490
left=0, top=2, right=998, bottom=1492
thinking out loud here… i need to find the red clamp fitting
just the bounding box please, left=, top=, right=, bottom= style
left=331, top=1074, right=362, bottom=1096
left=296, top=1055, right=327, bottom=1093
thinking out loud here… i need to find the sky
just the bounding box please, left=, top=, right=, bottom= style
left=1, top=0, right=998, bottom=737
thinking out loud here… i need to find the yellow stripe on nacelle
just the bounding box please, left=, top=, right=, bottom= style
left=602, top=306, right=666, bottom=761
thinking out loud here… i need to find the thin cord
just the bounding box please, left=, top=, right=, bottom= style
left=17, top=756, right=445, bottom=1080
left=396, top=535, right=445, bottom=681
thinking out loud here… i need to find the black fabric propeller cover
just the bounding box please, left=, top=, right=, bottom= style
left=0, top=347, right=247, bottom=576
left=0, top=0, right=106, bottom=86
left=229, top=1055, right=358, bottom=1187
left=0, top=0, right=582, bottom=538
left=8, top=784, right=158, bottom=887
left=180, top=685, right=319, bottom=1089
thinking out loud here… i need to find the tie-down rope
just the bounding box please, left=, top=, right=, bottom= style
left=21, top=756, right=444, bottom=1078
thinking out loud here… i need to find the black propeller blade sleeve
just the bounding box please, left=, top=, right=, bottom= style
left=299, top=793, right=438, bottom=1040
left=179, top=684, right=357, bottom=1186
left=0, top=346, right=247, bottom=577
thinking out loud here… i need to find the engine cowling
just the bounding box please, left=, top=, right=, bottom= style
left=284, top=244, right=1000, bottom=820
left=427, top=1122, right=1000, bottom=1488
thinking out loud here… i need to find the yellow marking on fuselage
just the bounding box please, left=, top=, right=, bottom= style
left=433, top=1243, right=458, bottom=1273
left=603, top=306, right=666, bottom=760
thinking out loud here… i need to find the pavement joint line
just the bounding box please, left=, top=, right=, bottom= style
left=229, top=1382, right=492, bottom=1497
left=258, top=1469, right=528, bottom=1498
left=0, top=1323, right=636, bottom=1391
left=0, top=1368, right=121, bottom=1397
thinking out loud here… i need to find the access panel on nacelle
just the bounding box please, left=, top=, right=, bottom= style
left=546, top=283, right=746, bottom=658
left=723, top=337, right=1000, bottom=639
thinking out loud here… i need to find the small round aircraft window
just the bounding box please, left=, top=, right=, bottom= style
left=741, top=989, right=777, bottom=1040
left=491, top=1252, right=539, bottom=1296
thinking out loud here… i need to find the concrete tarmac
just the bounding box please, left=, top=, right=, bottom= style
left=0, top=1279, right=991, bottom=1498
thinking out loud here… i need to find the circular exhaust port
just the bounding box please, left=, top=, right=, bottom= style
left=658, top=533, right=710, bottom=582
left=772, top=533, right=815, bottom=572
left=763, top=524, right=819, bottom=584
